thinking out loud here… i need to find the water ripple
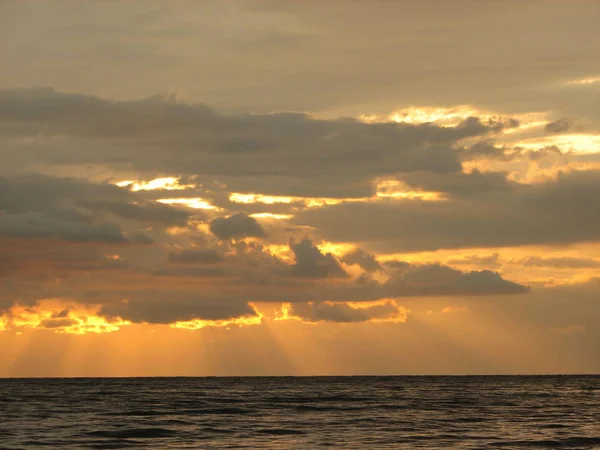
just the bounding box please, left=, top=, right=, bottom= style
left=1, top=375, right=598, bottom=449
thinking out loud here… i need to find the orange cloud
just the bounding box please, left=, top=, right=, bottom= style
left=2, top=300, right=130, bottom=334
left=171, top=303, right=264, bottom=330
left=277, top=299, right=408, bottom=324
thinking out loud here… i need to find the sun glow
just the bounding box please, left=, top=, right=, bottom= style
left=3, top=301, right=131, bottom=334
left=441, top=306, right=469, bottom=314
left=361, top=105, right=499, bottom=127
left=513, top=134, right=600, bottom=154
left=389, top=106, right=492, bottom=126
left=0, top=316, right=8, bottom=332
left=171, top=304, right=263, bottom=330
left=565, top=75, right=600, bottom=85
left=157, top=198, right=221, bottom=210
left=229, top=193, right=295, bottom=205
left=501, top=111, right=550, bottom=132
left=249, top=213, right=294, bottom=220
left=515, top=161, right=600, bottom=184
left=263, top=241, right=358, bottom=263
left=229, top=192, right=359, bottom=207
left=264, top=244, right=294, bottom=262
left=117, top=177, right=195, bottom=192
left=231, top=186, right=443, bottom=208
left=275, top=303, right=295, bottom=321
left=375, top=179, right=445, bottom=201
left=316, top=241, right=357, bottom=257
left=360, top=107, right=559, bottom=141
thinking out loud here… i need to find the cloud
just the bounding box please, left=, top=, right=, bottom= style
left=289, top=238, right=348, bottom=278
left=1, top=301, right=128, bottom=334
left=520, top=256, right=600, bottom=269
left=0, top=91, right=549, bottom=330
left=0, top=212, right=126, bottom=243
left=545, top=118, right=572, bottom=134
left=83, top=200, right=191, bottom=226
left=398, top=169, right=514, bottom=197
left=0, top=217, right=528, bottom=326
left=0, top=173, right=190, bottom=242
left=100, top=295, right=259, bottom=325
left=341, top=248, right=382, bottom=273
left=39, top=317, right=79, bottom=329
left=0, top=237, right=128, bottom=283
left=383, top=260, right=411, bottom=271
left=449, top=253, right=501, bottom=269
left=209, top=213, right=265, bottom=240
left=459, top=141, right=513, bottom=162
left=383, top=264, right=528, bottom=297
left=287, top=300, right=406, bottom=323
left=296, top=169, right=600, bottom=252
left=0, top=144, right=531, bottom=329
left=0, top=88, right=510, bottom=198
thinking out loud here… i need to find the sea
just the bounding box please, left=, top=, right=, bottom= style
left=0, top=376, right=598, bottom=449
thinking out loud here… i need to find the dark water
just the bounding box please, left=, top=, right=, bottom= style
left=0, top=376, right=598, bottom=449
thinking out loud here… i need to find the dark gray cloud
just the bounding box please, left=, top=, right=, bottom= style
left=209, top=213, right=265, bottom=240
left=383, top=264, right=527, bottom=297
left=39, top=317, right=79, bottom=329
left=0, top=89, right=511, bottom=198
left=0, top=225, right=528, bottom=322
left=383, top=260, right=411, bottom=271
left=289, top=300, right=402, bottom=323
left=449, top=253, right=501, bottom=269
left=289, top=238, right=348, bottom=278
left=296, top=169, right=600, bottom=252
left=399, top=169, right=514, bottom=197
left=341, top=248, right=382, bottom=273
left=526, top=145, right=563, bottom=161
left=0, top=172, right=122, bottom=213
left=0, top=173, right=190, bottom=242
left=0, top=212, right=126, bottom=243
left=459, top=141, right=513, bottom=162
left=545, top=117, right=572, bottom=134
left=84, top=200, right=191, bottom=226
left=80, top=261, right=525, bottom=325
left=100, top=295, right=259, bottom=324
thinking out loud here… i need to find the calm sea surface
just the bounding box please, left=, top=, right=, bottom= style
left=0, top=376, right=598, bottom=449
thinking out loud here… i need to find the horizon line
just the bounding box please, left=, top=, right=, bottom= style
left=1, top=373, right=598, bottom=380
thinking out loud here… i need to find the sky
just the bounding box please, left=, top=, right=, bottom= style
left=1, top=0, right=600, bottom=377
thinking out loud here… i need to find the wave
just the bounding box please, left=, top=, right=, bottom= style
left=86, top=428, right=177, bottom=439
left=490, top=437, right=600, bottom=448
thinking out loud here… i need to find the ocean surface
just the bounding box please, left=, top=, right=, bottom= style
left=0, top=376, right=598, bottom=449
